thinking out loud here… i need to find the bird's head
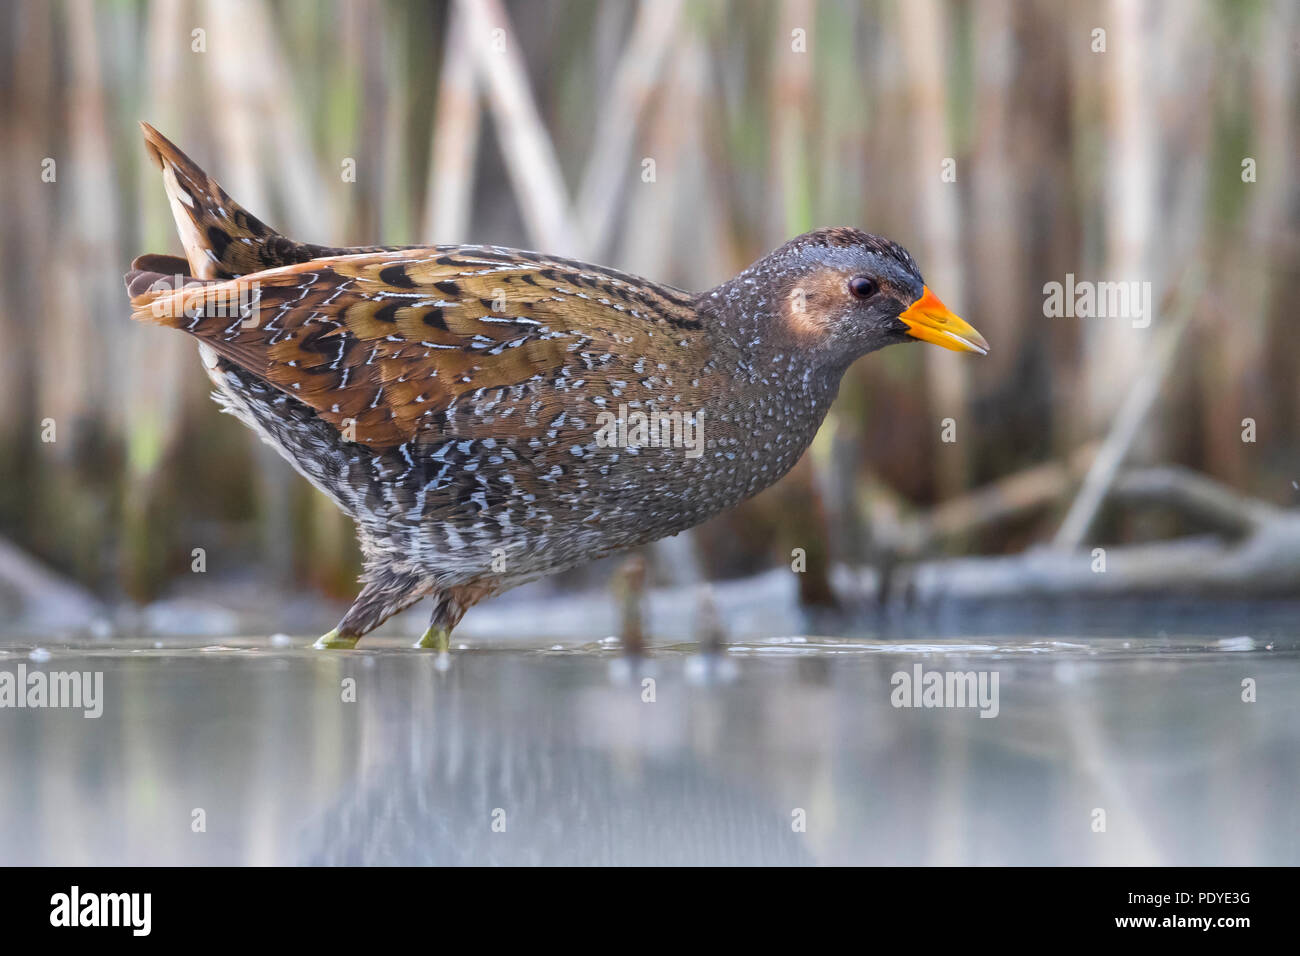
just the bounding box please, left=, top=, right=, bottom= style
left=728, top=227, right=988, bottom=366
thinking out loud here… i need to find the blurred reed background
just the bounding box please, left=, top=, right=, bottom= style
left=0, top=0, right=1296, bottom=621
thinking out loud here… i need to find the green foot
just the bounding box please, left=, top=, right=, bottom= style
left=314, top=628, right=359, bottom=650
left=415, top=625, right=451, bottom=651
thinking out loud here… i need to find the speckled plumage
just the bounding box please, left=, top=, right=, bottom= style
left=126, top=124, right=986, bottom=647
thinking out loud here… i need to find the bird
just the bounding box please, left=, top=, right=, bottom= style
left=125, top=123, right=987, bottom=650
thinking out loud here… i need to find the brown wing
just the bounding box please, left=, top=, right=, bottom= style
left=130, top=245, right=709, bottom=450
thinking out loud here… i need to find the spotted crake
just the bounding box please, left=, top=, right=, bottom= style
left=126, top=123, right=987, bottom=648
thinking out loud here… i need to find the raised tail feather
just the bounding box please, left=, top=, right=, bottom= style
left=130, top=123, right=404, bottom=293
left=138, top=121, right=310, bottom=280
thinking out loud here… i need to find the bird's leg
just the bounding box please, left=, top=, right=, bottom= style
left=414, top=622, right=451, bottom=652
left=315, top=572, right=428, bottom=649
left=412, top=582, right=497, bottom=650
left=414, top=592, right=467, bottom=650
left=315, top=628, right=360, bottom=650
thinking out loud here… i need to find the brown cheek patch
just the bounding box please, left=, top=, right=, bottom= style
left=781, top=269, right=849, bottom=341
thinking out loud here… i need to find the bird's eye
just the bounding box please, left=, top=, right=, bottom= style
left=848, top=276, right=878, bottom=300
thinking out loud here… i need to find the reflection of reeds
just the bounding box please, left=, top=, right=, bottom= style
left=0, top=0, right=1296, bottom=602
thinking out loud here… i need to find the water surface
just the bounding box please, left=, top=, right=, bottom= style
left=1, top=628, right=1296, bottom=865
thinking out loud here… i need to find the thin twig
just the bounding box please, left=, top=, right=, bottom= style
left=203, top=0, right=337, bottom=241
left=457, top=0, right=580, bottom=253
left=576, top=0, right=684, bottom=258
left=424, top=5, right=481, bottom=242
left=1111, top=466, right=1269, bottom=536
left=1052, top=268, right=1203, bottom=550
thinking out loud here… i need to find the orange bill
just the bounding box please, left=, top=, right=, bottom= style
left=899, top=287, right=989, bottom=355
